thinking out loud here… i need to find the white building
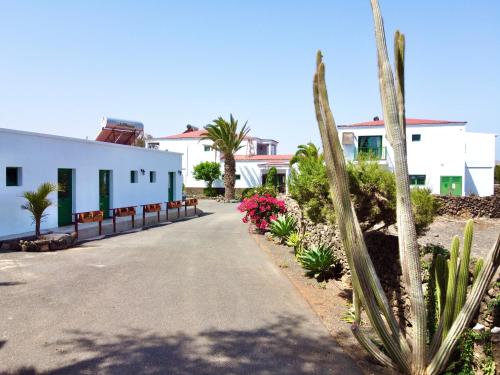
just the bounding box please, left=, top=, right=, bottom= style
left=0, top=127, right=183, bottom=238
left=338, top=118, right=496, bottom=196
left=146, top=126, right=292, bottom=193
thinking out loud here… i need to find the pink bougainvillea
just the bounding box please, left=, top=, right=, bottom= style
left=238, top=194, right=286, bottom=231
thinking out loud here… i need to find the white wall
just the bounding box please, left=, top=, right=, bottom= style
left=0, top=128, right=182, bottom=237
left=338, top=124, right=467, bottom=195
left=465, top=132, right=495, bottom=196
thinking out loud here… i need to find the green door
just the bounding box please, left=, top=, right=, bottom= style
left=58, top=169, right=73, bottom=226
left=168, top=172, right=175, bottom=201
left=440, top=176, right=462, bottom=196
left=99, top=170, right=111, bottom=218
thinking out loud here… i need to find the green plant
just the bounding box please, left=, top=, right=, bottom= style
left=297, top=244, right=337, bottom=281
left=21, top=182, right=58, bottom=237
left=265, top=167, right=278, bottom=188
left=411, top=187, right=440, bottom=235
left=311, top=1, right=500, bottom=373
left=290, top=143, right=323, bottom=166
left=269, top=215, right=297, bottom=243
left=192, top=161, right=221, bottom=197
left=202, top=114, right=250, bottom=201
left=346, top=158, right=397, bottom=231
left=495, top=165, right=500, bottom=184
left=241, top=185, right=277, bottom=200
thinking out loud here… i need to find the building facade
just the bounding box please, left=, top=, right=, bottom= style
left=338, top=118, right=496, bottom=196
left=0, top=128, right=183, bottom=238
left=146, top=127, right=292, bottom=192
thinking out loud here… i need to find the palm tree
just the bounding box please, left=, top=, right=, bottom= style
left=202, top=114, right=250, bottom=201
left=21, top=182, right=58, bottom=237
left=289, top=143, right=322, bottom=165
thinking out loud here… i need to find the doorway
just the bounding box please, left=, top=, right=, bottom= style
left=99, top=170, right=111, bottom=218
left=168, top=172, right=175, bottom=201
left=58, top=169, right=73, bottom=226
left=440, top=176, right=462, bottom=196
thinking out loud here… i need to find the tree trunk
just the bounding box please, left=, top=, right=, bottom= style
left=35, top=220, right=41, bottom=238
left=224, top=153, right=236, bottom=201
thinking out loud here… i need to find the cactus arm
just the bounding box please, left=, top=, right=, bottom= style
left=370, top=1, right=427, bottom=372
left=394, top=30, right=406, bottom=139
left=454, top=219, right=474, bottom=318
left=427, top=234, right=500, bottom=375
left=473, top=258, right=484, bottom=282
left=314, top=53, right=411, bottom=372
left=441, top=236, right=459, bottom=341
left=434, top=254, right=448, bottom=319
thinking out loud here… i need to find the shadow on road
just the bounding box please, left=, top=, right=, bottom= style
left=2, top=315, right=361, bottom=375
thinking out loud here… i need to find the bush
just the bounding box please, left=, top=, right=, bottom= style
left=269, top=215, right=297, bottom=243
left=192, top=161, right=221, bottom=194
left=241, top=186, right=277, bottom=200
left=265, top=167, right=278, bottom=188
left=286, top=231, right=306, bottom=255
left=238, top=194, right=286, bottom=231
left=411, top=187, right=440, bottom=235
left=297, top=244, right=338, bottom=281
left=346, top=158, right=397, bottom=231
left=288, top=154, right=332, bottom=223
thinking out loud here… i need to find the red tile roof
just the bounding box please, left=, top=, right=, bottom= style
left=339, top=118, right=466, bottom=127
left=233, top=154, right=293, bottom=161
left=159, top=129, right=208, bottom=139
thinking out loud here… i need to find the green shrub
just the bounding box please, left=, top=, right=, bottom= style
left=192, top=161, right=221, bottom=195
left=288, top=152, right=332, bottom=223
left=346, top=158, right=397, bottom=231
left=241, top=185, right=277, bottom=200
left=265, top=167, right=278, bottom=188
left=269, top=215, right=297, bottom=243
left=297, top=244, right=338, bottom=280
left=411, top=187, right=440, bottom=235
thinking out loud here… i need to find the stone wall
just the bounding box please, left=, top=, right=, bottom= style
left=185, top=187, right=246, bottom=199
left=283, top=195, right=499, bottom=329
left=435, top=187, right=500, bottom=218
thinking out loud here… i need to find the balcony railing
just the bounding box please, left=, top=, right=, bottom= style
left=355, top=146, right=387, bottom=160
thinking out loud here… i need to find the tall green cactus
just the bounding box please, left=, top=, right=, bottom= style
left=313, top=1, right=500, bottom=373
left=455, top=220, right=474, bottom=318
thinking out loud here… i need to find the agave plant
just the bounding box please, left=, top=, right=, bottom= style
left=269, top=215, right=297, bottom=243
left=297, top=244, right=337, bottom=280
left=21, top=182, right=58, bottom=237
left=312, top=1, right=499, bottom=373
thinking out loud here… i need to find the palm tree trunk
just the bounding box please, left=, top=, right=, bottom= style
left=35, top=220, right=41, bottom=238
left=224, top=153, right=236, bottom=201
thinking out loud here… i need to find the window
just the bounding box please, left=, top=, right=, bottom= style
left=236, top=174, right=241, bottom=180
left=130, top=170, right=138, bottom=183
left=204, top=145, right=212, bottom=152
left=6, top=167, right=22, bottom=186
left=150, top=171, right=157, bottom=183
left=412, top=134, right=421, bottom=142
left=357, top=136, right=385, bottom=159
left=409, top=175, right=426, bottom=186
left=147, top=142, right=159, bottom=149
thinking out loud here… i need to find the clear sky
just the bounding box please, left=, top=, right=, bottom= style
left=0, top=1, right=499, bottom=157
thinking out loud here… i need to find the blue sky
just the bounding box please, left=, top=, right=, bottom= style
left=0, top=1, right=499, bottom=157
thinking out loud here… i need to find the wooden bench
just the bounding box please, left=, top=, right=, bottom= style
left=166, top=200, right=182, bottom=220
left=142, top=203, right=162, bottom=225
left=111, top=206, right=137, bottom=232
left=184, top=198, right=198, bottom=216
left=74, top=210, right=104, bottom=239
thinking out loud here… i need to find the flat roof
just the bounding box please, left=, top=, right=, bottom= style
left=0, top=127, right=183, bottom=156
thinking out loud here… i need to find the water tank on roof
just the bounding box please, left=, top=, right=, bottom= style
left=100, top=117, right=144, bottom=131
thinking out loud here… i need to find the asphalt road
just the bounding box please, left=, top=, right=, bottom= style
left=0, top=200, right=361, bottom=375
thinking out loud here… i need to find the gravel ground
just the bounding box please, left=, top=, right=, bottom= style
left=418, top=216, right=500, bottom=259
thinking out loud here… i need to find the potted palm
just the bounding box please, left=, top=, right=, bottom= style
left=21, top=182, right=58, bottom=238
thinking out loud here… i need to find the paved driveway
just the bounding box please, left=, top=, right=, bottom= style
left=0, top=200, right=361, bottom=375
